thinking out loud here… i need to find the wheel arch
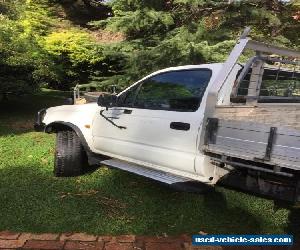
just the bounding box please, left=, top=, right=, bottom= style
left=45, top=121, right=91, bottom=153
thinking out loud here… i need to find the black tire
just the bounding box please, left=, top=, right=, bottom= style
left=54, top=130, right=87, bottom=177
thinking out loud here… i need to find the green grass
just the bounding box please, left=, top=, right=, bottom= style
left=0, top=90, right=299, bottom=236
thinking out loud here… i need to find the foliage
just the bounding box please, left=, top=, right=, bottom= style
left=44, top=30, right=102, bottom=65
left=41, top=29, right=106, bottom=89
left=0, top=0, right=299, bottom=94
left=89, top=0, right=300, bottom=88
left=0, top=0, right=54, bottom=94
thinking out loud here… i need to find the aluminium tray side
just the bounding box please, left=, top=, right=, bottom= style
left=203, top=118, right=300, bottom=170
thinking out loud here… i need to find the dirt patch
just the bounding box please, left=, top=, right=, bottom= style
left=9, top=120, right=34, bottom=132
left=90, top=30, right=125, bottom=44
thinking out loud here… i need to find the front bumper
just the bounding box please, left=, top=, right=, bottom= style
left=34, top=108, right=47, bottom=132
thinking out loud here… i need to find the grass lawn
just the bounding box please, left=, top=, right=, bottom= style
left=0, top=90, right=299, bottom=237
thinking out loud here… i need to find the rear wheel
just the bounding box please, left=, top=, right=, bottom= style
left=54, top=130, right=87, bottom=177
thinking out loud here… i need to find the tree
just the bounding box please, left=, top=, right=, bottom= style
left=0, top=0, right=55, bottom=95
left=88, top=0, right=299, bottom=89
left=1, top=0, right=299, bottom=95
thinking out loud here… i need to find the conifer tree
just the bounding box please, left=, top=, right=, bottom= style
left=89, top=0, right=299, bottom=89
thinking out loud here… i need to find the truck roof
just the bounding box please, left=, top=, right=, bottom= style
left=152, top=63, right=224, bottom=75
left=118, top=63, right=226, bottom=97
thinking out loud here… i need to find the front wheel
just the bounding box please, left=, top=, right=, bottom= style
left=54, top=130, right=88, bottom=177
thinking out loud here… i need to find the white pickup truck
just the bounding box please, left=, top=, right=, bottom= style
left=34, top=29, right=300, bottom=202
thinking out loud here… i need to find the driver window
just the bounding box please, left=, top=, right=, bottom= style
left=133, top=69, right=212, bottom=112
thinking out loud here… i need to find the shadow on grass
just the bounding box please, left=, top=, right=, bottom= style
left=0, top=162, right=265, bottom=235
left=0, top=94, right=69, bottom=136
left=287, top=207, right=300, bottom=243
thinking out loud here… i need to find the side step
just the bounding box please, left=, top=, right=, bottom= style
left=101, top=159, right=193, bottom=184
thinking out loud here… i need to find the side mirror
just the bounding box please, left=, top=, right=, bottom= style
left=97, top=94, right=118, bottom=108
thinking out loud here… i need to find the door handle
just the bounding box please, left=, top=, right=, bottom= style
left=123, top=109, right=132, bottom=114
left=170, top=122, right=190, bottom=131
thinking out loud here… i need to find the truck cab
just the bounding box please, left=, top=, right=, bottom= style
left=37, top=63, right=237, bottom=184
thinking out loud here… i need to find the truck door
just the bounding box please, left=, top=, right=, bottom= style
left=92, top=68, right=212, bottom=173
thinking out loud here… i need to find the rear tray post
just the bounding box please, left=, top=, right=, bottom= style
left=254, top=126, right=277, bottom=162
left=204, top=118, right=219, bottom=145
